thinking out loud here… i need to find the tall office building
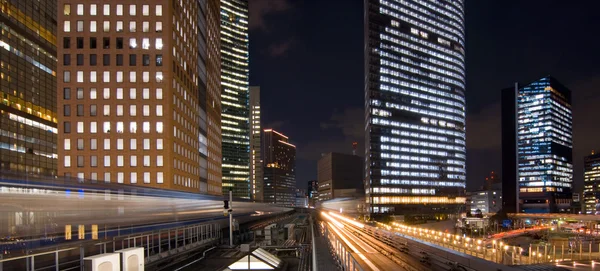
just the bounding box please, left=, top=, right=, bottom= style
left=57, top=0, right=222, bottom=194
left=220, top=0, right=250, bottom=198
left=364, top=0, right=466, bottom=217
left=503, top=76, right=573, bottom=213
left=262, top=129, right=295, bottom=206
left=249, top=86, right=262, bottom=201
left=0, top=0, right=57, bottom=175
left=583, top=150, right=600, bottom=214
left=317, top=152, right=363, bottom=201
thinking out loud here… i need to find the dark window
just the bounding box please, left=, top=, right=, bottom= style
left=129, top=54, right=136, bottom=66
left=76, top=54, right=84, bottom=66
left=156, top=55, right=163, bottom=66
left=64, top=122, right=71, bottom=133
left=77, top=88, right=84, bottom=99
left=142, top=54, right=149, bottom=66
left=116, top=54, right=123, bottom=66
left=103, top=37, right=110, bottom=49
left=63, top=54, right=71, bottom=66
left=63, top=88, right=71, bottom=100
left=90, top=105, right=97, bottom=116
left=103, top=54, right=110, bottom=66
left=76, top=37, right=84, bottom=49
left=90, top=37, right=97, bottom=49
left=77, top=139, right=84, bottom=150
left=116, top=37, right=123, bottom=49
left=63, top=105, right=71, bottom=116
left=90, top=54, right=97, bottom=66
left=77, top=156, right=84, bottom=167
left=77, top=104, right=84, bottom=116
left=63, top=37, right=70, bottom=49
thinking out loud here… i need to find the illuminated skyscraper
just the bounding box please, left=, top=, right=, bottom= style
left=249, top=86, right=262, bottom=201
left=508, top=76, right=573, bottom=213
left=220, top=0, right=250, bottom=198
left=262, top=129, right=295, bottom=206
left=0, top=0, right=57, bottom=175
left=584, top=150, right=600, bottom=214
left=57, top=0, right=222, bottom=194
left=364, top=0, right=466, bottom=217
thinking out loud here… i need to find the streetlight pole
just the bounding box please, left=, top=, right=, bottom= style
left=229, top=189, right=233, bottom=247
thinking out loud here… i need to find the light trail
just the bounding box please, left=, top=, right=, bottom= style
left=326, top=221, right=381, bottom=271
left=329, top=211, right=365, bottom=228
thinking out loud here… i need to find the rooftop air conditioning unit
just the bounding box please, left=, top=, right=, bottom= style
left=115, top=247, right=145, bottom=271
left=83, top=253, right=120, bottom=271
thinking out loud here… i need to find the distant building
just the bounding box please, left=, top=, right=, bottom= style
left=262, top=129, right=295, bottom=206
left=467, top=190, right=502, bottom=215
left=308, top=180, right=318, bottom=199
left=501, top=83, right=519, bottom=213
left=295, top=188, right=308, bottom=208
left=584, top=151, right=600, bottom=214
left=502, top=76, right=573, bottom=213
left=0, top=0, right=58, bottom=175
left=317, top=152, right=363, bottom=201
left=249, top=86, right=262, bottom=201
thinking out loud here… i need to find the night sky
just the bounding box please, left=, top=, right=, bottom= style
left=247, top=0, right=600, bottom=193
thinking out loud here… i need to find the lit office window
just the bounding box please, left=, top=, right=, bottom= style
left=156, top=122, right=163, bottom=133
left=157, top=172, right=163, bottom=184
left=76, top=71, right=84, bottom=82
left=143, top=122, right=150, bottom=133
left=116, top=21, right=123, bottom=32
left=103, top=88, right=110, bottom=99
left=104, top=138, right=110, bottom=150
left=90, top=122, right=97, bottom=133
left=116, top=88, right=123, bottom=99
left=116, top=122, right=124, bottom=133
left=129, top=21, right=136, bottom=32
left=116, top=4, right=123, bottom=16
left=143, top=105, right=150, bottom=116
left=103, top=71, right=110, bottom=83
left=104, top=172, right=110, bottom=183
left=91, top=139, right=97, bottom=150
left=117, top=156, right=124, bottom=167
left=103, top=122, right=110, bottom=133
left=104, top=156, right=110, bottom=167
left=130, top=88, right=136, bottom=99
left=64, top=156, right=71, bottom=167
left=77, top=122, right=84, bottom=133
left=156, top=88, right=163, bottom=99
left=142, top=5, right=149, bottom=16
left=130, top=138, right=137, bottom=150
left=157, top=156, right=163, bottom=166
left=90, top=4, right=97, bottom=16
left=117, top=105, right=123, bottom=116
left=157, top=139, right=163, bottom=150
left=143, top=88, right=150, bottom=99
left=129, top=71, right=136, bottom=82
left=90, top=71, right=97, bottom=82
left=103, top=21, right=110, bottom=32
left=129, top=5, right=136, bottom=15
left=156, top=22, right=162, bottom=32
left=144, top=156, right=150, bottom=166
left=117, top=172, right=124, bottom=183
left=64, top=4, right=71, bottom=16
left=130, top=122, right=137, bottom=133
left=116, top=71, right=123, bottom=83
left=130, top=156, right=137, bottom=166
left=142, top=72, right=149, bottom=82
left=156, top=38, right=163, bottom=50
left=143, top=21, right=149, bottom=32
left=143, top=139, right=150, bottom=150
left=156, top=105, right=163, bottom=116
left=77, top=4, right=84, bottom=15
left=64, top=21, right=71, bottom=32
left=144, top=172, right=150, bottom=184
left=77, top=21, right=84, bottom=32
left=142, top=38, right=150, bottom=49
left=64, top=139, right=71, bottom=150
left=131, top=172, right=137, bottom=184
left=156, top=72, right=163, bottom=82
left=103, top=4, right=110, bottom=16
left=130, top=105, right=137, bottom=116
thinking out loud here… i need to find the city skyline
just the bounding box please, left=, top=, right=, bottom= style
left=248, top=1, right=600, bottom=192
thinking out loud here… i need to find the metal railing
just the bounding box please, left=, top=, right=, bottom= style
left=0, top=221, right=221, bottom=270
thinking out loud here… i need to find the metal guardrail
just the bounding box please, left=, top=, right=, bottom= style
left=0, top=221, right=221, bottom=270
left=320, top=221, right=364, bottom=271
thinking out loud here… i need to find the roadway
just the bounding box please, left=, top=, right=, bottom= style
left=321, top=211, right=455, bottom=271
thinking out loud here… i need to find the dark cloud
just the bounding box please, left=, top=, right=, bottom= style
left=268, top=38, right=294, bottom=57
left=320, top=107, right=364, bottom=139
left=248, top=0, right=291, bottom=32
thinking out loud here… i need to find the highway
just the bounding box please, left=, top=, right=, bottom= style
left=321, top=211, right=457, bottom=271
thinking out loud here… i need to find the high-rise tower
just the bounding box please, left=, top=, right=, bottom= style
left=364, top=0, right=466, bottom=217
left=220, top=0, right=250, bottom=199
left=584, top=150, right=600, bottom=214
left=249, top=86, right=262, bottom=201
left=57, top=0, right=222, bottom=194
left=0, top=0, right=57, bottom=175
left=517, top=76, right=573, bottom=213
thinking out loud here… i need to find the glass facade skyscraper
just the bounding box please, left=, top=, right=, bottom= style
left=517, top=76, right=573, bottom=213
left=0, top=0, right=57, bottom=175
left=584, top=151, right=600, bottom=214
left=262, top=129, right=295, bottom=206
left=364, top=0, right=466, bottom=217
left=220, top=0, right=250, bottom=199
